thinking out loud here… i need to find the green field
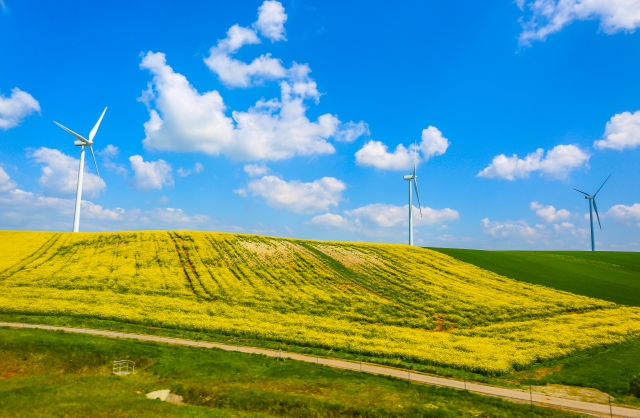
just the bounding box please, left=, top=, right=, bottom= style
left=0, top=327, right=579, bottom=417
left=429, top=248, right=640, bottom=306
left=429, top=247, right=640, bottom=403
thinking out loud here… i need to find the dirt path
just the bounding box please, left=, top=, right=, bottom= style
left=2, top=321, right=639, bottom=417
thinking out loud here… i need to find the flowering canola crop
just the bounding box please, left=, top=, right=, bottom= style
left=1, top=230, right=639, bottom=374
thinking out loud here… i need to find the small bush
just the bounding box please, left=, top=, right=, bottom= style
left=631, top=375, right=640, bottom=397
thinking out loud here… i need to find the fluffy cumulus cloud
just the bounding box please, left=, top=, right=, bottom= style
left=254, top=0, right=288, bottom=41
left=243, top=164, right=269, bottom=177
left=129, top=155, right=174, bottom=191
left=140, top=1, right=367, bottom=162
left=478, top=145, right=589, bottom=180
left=606, top=203, right=640, bottom=227
left=518, top=0, right=640, bottom=45
left=334, top=121, right=370, bottom=143
left=355, top=126, right=450, bottom=171
left=140, top=52, right=361, bottom=161
left=204, top=24, right=286, bottom=88
left=482, top=218, right=541, bottom=240
left=0, top=87, right=40, bottom=130
left=310, top=204, right=459, bottom=236
left=346, top=204, right=459, bottom=227
left=29, top=147, right=105, bottom=198
left=530, top=201, right=572, bottom=222
left=0, top=167, right=17, bottom=192
left=238, top=175, right=345, bottom=214
left=594, top=110, right=640, bottom=151
left=307, top=212, right=352, bottom=229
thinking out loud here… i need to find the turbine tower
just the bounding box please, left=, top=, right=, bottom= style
left=573, top=174, right=611, bottom=252
left=403, top=146, right=422, bottom=245
left=54, top=107, right=107, bottom=232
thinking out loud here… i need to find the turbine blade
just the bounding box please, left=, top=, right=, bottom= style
left=413, top=178, right=422, bottom=217
left=89, top=107, right=108, bottom=142
left=594, top=173, right=612, bottom=197
left=413, top=141, right=417, bottom=176
left=89, top=146, right=101, bottom=180
left=593, top=198, right=602, bottom=230
left=573, top=188, right=589, bottom=196
left=54, top=121, right=89, bottom=143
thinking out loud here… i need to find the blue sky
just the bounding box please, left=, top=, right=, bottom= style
left=1, top=0, right=639, bottom=250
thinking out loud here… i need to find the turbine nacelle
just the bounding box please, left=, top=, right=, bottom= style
left=74, top=140, right=93, bottom=146
left=403, top=174, right=416, bottom=180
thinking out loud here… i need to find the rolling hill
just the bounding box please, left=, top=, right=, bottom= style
left=1, top=231, right=640, bottom=375
left=428, top=248, right=640, bottom=306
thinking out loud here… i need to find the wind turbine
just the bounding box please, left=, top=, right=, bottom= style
left=573, top=174, right=611, bottom=252
left=403, top=144, right=422, bottom=245
left=54, top=107, right=107, bottom=232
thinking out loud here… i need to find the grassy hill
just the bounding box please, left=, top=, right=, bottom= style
left=428, top=248, right=640, bottom=306
left=1, top=231, right=640, bottom=376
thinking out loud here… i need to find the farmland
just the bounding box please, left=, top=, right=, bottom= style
left=0, top=327, right=579, bottom=417
left=429, top=248, right=640, bottom=306
left=1, top=231, right=640, bottom=376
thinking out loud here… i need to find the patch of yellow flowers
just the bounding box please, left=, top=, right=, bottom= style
left=0, top=230, right=638, bottom=374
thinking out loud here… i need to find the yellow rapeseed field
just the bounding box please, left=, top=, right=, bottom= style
left=1, top=230, right=639, bottom=374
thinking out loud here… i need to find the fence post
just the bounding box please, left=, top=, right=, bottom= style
left=530, top=386, right=533, bottom=407
left=609, top=396, right=613, bottom=417
left=464, top=378, right=466, bottom=390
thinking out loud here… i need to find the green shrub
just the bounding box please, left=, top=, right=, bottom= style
left=631, top=375, right=640, bottom=397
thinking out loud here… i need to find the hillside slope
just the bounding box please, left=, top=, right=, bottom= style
left=429, top=248, right=640, bottom=306
left=1, top=231, right=640, bottom=375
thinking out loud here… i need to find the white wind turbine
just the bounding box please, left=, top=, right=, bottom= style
left=403, top=144, right=422, bottom=245
left=54, top=107, right=107, bottom=232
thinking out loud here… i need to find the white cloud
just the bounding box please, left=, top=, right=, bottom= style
left=0, top=186, right=211, bottom=231
left=334, top=121, right=370, bottom=143
left=478, top=145, right=589, bottom=180
left=606, top=203, right=640, bottom=227
left=129, top=155, right=174, bottom=191
left=518, top=0, right=640, bottom=45
left=239, top=175, right=345, bottom=213
left=254, top=0, right=288, bottom=41
left=177, top=162, right=204, bottom=177
left=204, top=26, right=286, bottom=88
left=308, top=204, right=460, bottom=240
left=29, top=147, right=105, bottom=198
left=554, top=221, right=575, bottom=231
left=244, top=164, right=270, bottom=177
left=0, top=87, right=40, bottom=130
left=355, top=126, right=449, bottom=171
left=140, top=52, right=352, bottom=162
left=143, top=207, right=209, bottom=225
left=530, top=201, right=572, bottom=222
left=0, top=167, right=17, bottom=192
left=594, top=110, right=640, bottom=151
left=419, top=126, right=450, bottom=159
left=203, top=1, right=288, bottom=88
left=345, top=203, right=460, bottom=227
left=481, top=218, right=542, bottom=240
left=98, top=144, right=127, bottom=176
left=308, top=213, right=352, bottom=229
left=355, top=141, right=413, bottom=171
